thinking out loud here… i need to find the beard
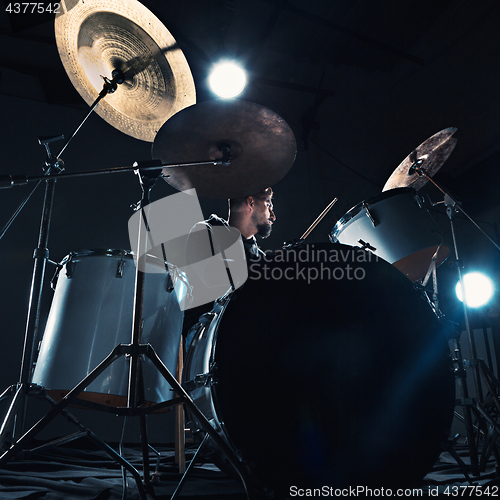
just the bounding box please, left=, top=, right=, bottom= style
left=251, top=210, right=273, bottom=238
left=256, top=221, right=272, bottom=238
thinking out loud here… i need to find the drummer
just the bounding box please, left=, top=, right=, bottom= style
left=185, top=186, right=275, bottom=275
left=182, top=187, right=275, bottom=341
left=221, top=186, right=275, bottom=258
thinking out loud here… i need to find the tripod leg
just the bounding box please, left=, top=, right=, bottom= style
left=479, top=361, right=500, bottom=407
left=451, top=337, right=480, bottom=476
left=445, top=440, right=474, bottom=485
left=44, top=393, right=147, bottom=499
left=170, top=432, right=210, bottom=500
left=473, top=399, right=500, bottom=467
left=475, top=361, right=500, bottom=470
left=0, top=344, right=123, bottom=465
left=145, top=345, right=254, bottom=500
left=459, top=401, right=480, bottom=476
left=480, top=425, right=498, bottom=470
left=0, top=384, right=24, bottom=447
left=139, top=413, right=150, bottom=486
left=133, top=359, right=150, bottom=486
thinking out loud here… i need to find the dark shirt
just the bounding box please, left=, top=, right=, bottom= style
left=205, top=214, right=265, bottom=260
left=182, top=214, right=263, bottom=344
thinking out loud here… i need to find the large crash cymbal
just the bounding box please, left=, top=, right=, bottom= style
left=152, top=100, right=297, bottom=199
left=55, top=0, right=196, bottom=142
left=382, top=127, right=457, bottom=192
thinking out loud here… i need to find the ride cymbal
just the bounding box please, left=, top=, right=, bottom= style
left=152, top=99, right=297, bottom=199
left=382, top=127, right=457, bottom=191
left=55, top=0, right=196, bottom=142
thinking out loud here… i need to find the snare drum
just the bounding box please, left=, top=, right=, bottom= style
left=331, top=188, right=449, bottom=281
left=32, top=249, right=189, bottom=407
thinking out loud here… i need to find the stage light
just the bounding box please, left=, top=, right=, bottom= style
left=208, top=62, right=247, bottom=98
left=455, top=272, right=495, bottom=308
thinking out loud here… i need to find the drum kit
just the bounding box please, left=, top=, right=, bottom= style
left=0, top=0, right=499, bottom=498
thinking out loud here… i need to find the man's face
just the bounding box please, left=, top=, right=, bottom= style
left=251, top=194, right=275, bottom=238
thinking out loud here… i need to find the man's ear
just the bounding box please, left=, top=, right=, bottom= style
left=246, top=196, right=255, bottom=210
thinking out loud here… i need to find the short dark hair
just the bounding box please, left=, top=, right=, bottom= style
left=229, top=187, right=273, bottom=211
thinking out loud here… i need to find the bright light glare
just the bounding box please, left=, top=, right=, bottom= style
left=209, top=62, right=247, bottom=98
left=455, top=272, right=495, bottom=308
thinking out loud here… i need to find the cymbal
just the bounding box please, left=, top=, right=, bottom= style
left=382, top=127, right=458, bottom=192
left=55, top=0, right=196, bottom=142
left=152, top=99, right=297, bottom=199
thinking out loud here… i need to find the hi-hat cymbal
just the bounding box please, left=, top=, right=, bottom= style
left=382, top=127, right=457, bottom=192
left=55, top=0, right=196, bottom=142
left=152, top=99, right=297, bottom=199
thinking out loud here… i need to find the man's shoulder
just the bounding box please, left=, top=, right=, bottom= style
left=205, top=214, right=229, bottom=228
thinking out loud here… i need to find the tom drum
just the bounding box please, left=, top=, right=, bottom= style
left=331, top=188, right=449, bottom=281
left=32, top=249, right=189, bottom=407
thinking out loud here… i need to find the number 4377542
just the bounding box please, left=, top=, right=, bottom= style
left=5, top=3, right=61, bottom=14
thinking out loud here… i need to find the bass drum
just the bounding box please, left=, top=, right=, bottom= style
left=184, top=243, right=454, bottom=494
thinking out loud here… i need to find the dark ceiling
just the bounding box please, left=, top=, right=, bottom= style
left=0, top=0, right=500, bottom=403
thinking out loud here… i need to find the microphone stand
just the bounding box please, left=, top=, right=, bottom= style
left=410, top=161, right=500, bottom=477
left=0, top=71, right=128, bottom=446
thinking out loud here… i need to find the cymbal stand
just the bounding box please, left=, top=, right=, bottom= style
left=0, top=162, right=256, bottom=499
left=410, top=162, right=500, bottom=477
left=124, top=167, right=254, bottom=497
left=419, top=241, right=445, bottom=318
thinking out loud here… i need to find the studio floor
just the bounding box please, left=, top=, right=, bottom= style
left=0, top=437, right=499, bottom=499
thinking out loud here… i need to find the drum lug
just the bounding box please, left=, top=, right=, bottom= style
left=362, top=202, right=379, bottom=227
left=50, top=263, right=64, bottom=290
left=183, top=372, right=213, bottom=392
left=194, top=372, right=212, bottom=386
left=64, top=252, right=77, bottom=279
left=116, top=253, right=126, bottom=278
left=414, top=193, right=425, bottom=209
left=165, top=271, right=175, bottom=293
left=358, top=239, right=376, bottom=253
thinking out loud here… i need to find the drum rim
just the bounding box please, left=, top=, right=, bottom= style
left=58, top=248, right=189, bottom=279
left=59, top=248, right=132, bottom=263
left=331, top=187, right=417, bottom=239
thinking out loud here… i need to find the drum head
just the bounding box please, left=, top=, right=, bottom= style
left=213, top=243, right=453, bottom=492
